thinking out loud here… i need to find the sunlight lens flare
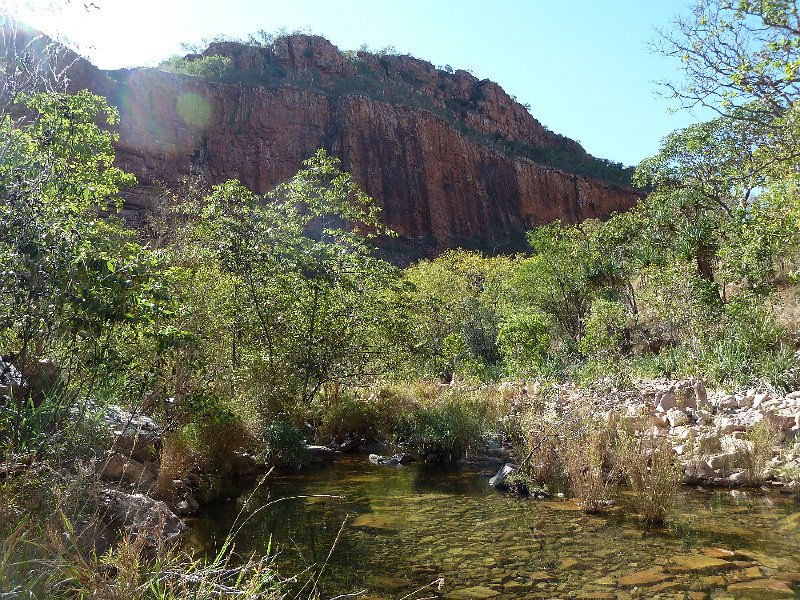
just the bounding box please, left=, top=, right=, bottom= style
left=176, top=91, right=211, bottom=128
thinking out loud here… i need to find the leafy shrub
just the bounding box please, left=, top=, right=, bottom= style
left=160, top=54, right=233, bottom=79
left=263, top=418, right=309, bottom=471
left=313, top=392, right=379, bottom=443
left=180, top=393, right=248, bottom=467
left=698, top=295, right=796, bottom=389
left=397, top=390, right=491, bottom=463
left=161, top=392, right=250, bottom=499
left=637, top=261, right=720, bottom=354
left=576, top=298, right=632, bottom=387
left=579, top=298, right=629, bottom=362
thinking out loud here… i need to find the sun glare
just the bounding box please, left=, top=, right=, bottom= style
left=3, top=0, right=183, bottom=68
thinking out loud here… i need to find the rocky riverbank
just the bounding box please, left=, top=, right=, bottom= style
left=497, top=378, right=800, bottom=491
left=43, top=376, right=800, bottom=553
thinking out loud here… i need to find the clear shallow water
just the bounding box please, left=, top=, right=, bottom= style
left=187, top=455, right=800, bottom=599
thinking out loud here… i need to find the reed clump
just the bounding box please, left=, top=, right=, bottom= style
left=563, top=415, right=619, bottom=513
left=740, top=420, right=778, bottom=484
left=618, top=429, right=682, bottom=525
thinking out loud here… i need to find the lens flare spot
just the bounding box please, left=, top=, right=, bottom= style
left=177, top=92, right=211, bottom=127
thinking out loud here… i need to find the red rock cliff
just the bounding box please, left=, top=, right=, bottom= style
left=71, top=35, right=640, bottom=251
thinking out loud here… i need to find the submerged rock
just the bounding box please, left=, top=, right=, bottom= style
left=727, top=578, right=794, bottom=598
left=617, top=567, right=670, bottom=588
left=666, top=554, right=736, bottom=574
left=445, top=586, right=500, bottom=599
left=351, top=513, right=398, bottom=529
left=366, top=575, right=414, bottom=591
left=462, top=455, right=506, bottom=470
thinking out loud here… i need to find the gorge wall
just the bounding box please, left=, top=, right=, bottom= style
left=68, top=34, right=641, bottom=253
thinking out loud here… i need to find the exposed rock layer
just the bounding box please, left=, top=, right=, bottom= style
left=67, top=35, right=641, bottom=251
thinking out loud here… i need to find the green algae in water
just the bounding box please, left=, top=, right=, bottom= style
left=186, top=456, right=800, bottom=599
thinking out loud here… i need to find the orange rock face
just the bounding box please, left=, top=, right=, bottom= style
left=70, top=35, right=640, bottom=252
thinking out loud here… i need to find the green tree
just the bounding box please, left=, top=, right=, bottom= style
left=184, top=149, right=404, bottom=411
left=515, top=223, right=597, bottom=347
left=718, top=177, right=800, bottom=292
left=0, top=91, right=135, bottom=359
left=579, top=299, right=629, bottom=361
left=633, top=108, right=800, bottom=290
left=496, top=311, right=550, bottom=377
left=0, top=90, right=174, bottom=451
left=403, top=250, right=518, bottom=380
left=657, top=0, right=800, bottom=118
left=635, top=111, right=783, bottom=216
left=656, top=0, right=800, bottom=178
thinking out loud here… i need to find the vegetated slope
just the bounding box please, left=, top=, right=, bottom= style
left=70, top=34, right=641, bottom=254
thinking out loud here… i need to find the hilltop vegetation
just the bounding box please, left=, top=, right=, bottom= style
left=158, top=32, right=636, bottom=188
left=1, top=1, right=800, bottom=598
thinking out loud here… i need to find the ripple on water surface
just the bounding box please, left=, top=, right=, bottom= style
left=188, top=456, right=800, bottom=599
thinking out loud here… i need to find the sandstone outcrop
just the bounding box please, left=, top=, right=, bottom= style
left=61, top=34, right=640, bottom=253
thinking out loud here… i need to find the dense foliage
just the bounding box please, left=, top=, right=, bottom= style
left=3, top=1, right=800, bottom=595
left=2, top=2, right=800, bottom=463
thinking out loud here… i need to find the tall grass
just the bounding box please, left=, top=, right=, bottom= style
left=395, top=387, right=495, bottom=463
left=1, top=516, right=279, bottom=599
left=509, top=408, right=564, bottom=487
left=310, top=382, right=497, bottom=464
left=563, top=417, right=617, bottom=513
left=1, top=466, right=281, bottom=599
left=509, top=398, right=683, bottom=523
left=619, top=431, right=681, bottom=525
left=740, top=420, right=778, bottom=484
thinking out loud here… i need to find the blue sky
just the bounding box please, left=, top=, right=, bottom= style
left=9, top=0, right=708, bottom=166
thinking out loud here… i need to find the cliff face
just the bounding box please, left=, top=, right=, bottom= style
left=70, top=35, right=640, bottom=250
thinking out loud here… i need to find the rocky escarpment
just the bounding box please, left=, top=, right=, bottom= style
left=69, top=35, right=640, bottom=252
